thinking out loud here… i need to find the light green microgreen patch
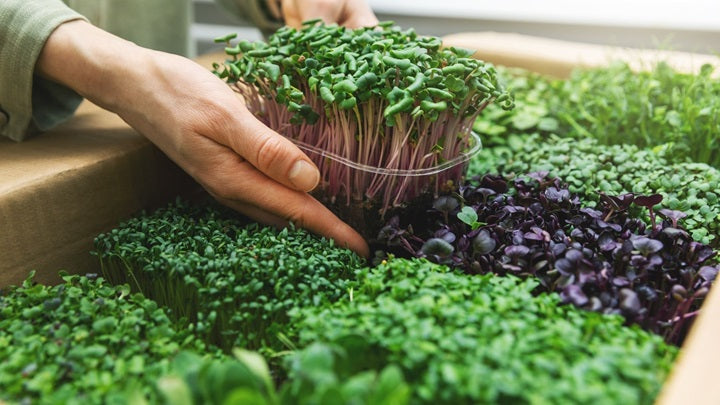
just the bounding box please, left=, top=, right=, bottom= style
left=292, top=258, right=678, bottom=404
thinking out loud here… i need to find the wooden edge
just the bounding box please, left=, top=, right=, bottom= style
left=441, top=31, right=720, bottom=405
left=442, top=32, right=720, bottom=78
left=657, top=280, right=720, bottom=405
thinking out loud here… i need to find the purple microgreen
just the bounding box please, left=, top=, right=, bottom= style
left=375, top=172, right=719, bottom=345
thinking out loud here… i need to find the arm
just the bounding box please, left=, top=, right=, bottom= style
left=36, top=19, right=369, bottom=256
left=0, top=0, right=86, bottom=141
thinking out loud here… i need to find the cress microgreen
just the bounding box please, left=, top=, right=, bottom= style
left=94, top=199, right=365, bottom=354
left=293, top=258, right=677, bottom=404
left=0, top=272, right=211, bottom=403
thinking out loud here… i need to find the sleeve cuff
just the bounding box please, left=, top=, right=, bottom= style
left=0, top=0, right=87, bottom=141
left=215, top=0, right=284, bottom=38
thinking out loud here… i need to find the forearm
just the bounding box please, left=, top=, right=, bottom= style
left=36, top=20, right=150, bottom=114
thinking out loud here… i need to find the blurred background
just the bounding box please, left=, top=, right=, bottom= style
left=193, top=0, right=720, bottom=55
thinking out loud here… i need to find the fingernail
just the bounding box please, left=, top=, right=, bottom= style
left=289, top=160, right=320, bottom=191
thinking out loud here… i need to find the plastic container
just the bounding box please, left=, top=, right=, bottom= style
left=292, top=131, right=481, bottom=209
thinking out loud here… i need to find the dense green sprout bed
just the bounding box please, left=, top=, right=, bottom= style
left=294, top=258, right=677, bottom=404
left=471, top=64, right=720, bottom=245
left=3, top=199, right=681, bottom=404
left=0, top=273, right=209, bottom=404
left=94, top=200, right=364, bottom=353
left=474, top=62, right=720, bottom=166
left=158, top=344, right=410, bottom=405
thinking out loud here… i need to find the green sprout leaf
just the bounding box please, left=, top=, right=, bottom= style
left=457, top=206, right=483, bottom=230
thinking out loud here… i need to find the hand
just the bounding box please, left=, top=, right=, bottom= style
left=37, top=20, right=369, bottom=257
left=280, top=0, right=378, bottom=29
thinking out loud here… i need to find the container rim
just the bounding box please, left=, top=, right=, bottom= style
left=289, top=131, right=482, bottom=177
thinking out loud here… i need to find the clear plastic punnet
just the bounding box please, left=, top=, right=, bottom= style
left=290, top=131, right=481, bottom=212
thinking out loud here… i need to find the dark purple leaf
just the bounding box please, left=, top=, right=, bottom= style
left=570, top=228, right=585, bottom=241
left=632, top=237, right=663, bottom=256
left=504, top=245, right=529, bottom=259
left=561, top=285, right=588, bottom=306
left=698, top=266, right=719, bottom=283
left=692, top=244, right=715, bottom=263
left=599, top=192, right=634, bottom=211
left=565, top=249, right=584, bottom=263
left=661, top=227, right=689, bottom=239
left=550, top=241, right=567, bottom=257
left=634, top=194, right=663, bottom=208
left=658, top=208, right=687, bottom=228
left=433, top=195, right=460, bottom=213
left=597, top=232, right=618, bottom=252
left=580, top=207, right=603, bottom=219
left=421, top=238, right=454, bottom=258
left=588, top=297, right=603, bottom=311
left=511, top=230, right=524, bottom=245
left=472, top=230, right=497, bottom=255
left=435, top=228, right=457, bottom=244
left=648, top=255, right=663, bottom=267
left=555, top=258, right=574, bottom=275
left=479, top=174, right=509, bottom=193
left=524, top=227, right=549, bottom=242
left=612, top=277, right=630, bottom=287
left=671, top=285, right=687, bottom=301
left=619, top=288, right=641, bottom=317
left=471, top=188, right=497, bottom=201
left=544, top=187, right=570, bottom=203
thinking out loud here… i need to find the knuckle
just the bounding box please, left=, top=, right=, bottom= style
left=255, top=136, right=287, bottom=171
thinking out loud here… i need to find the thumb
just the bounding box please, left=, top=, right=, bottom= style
left=214, top=108, right=321, bottom=192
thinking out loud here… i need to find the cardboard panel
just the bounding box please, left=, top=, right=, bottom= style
left=0, top=101, right=196, bottom=286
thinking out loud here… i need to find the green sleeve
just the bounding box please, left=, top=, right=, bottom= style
left=0, top=0, right=86, bottom=142
left=215, top=0, right=284, bottom=38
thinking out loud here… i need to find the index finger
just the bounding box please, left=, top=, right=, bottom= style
left=209, top=155, right=369, bottom=257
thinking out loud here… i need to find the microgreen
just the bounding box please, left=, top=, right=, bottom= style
left=469, top=134, right=720, bottom=245
left=456, top=206, right=484, bottom=230
left=93, top=199, right=365, bottom=353
left=0, top=272, right=210, bottom=403
left=375, top=173, right=719, bottom=344
left=474, top=63, right=720, bottom=167
left=293, top=258, right=677, bottom=404
left=213, top=21, right=513, bottom=216
left=156, top=343, right=410, bottom=405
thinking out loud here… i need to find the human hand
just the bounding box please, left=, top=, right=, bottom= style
left=37, top=20, right=369, bottom=257
left=280, top=0, right=378, bottom=29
